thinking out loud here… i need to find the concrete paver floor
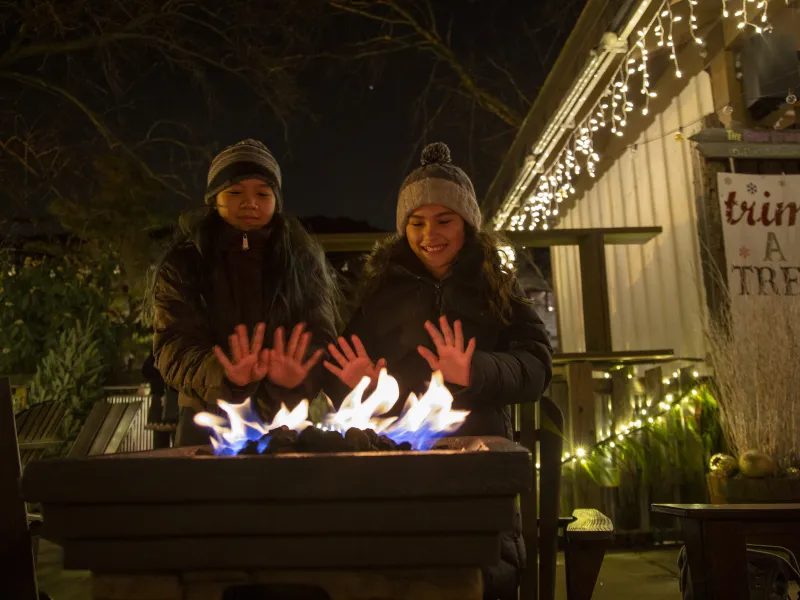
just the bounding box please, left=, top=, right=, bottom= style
left=35, top=540, right=684, bottom=599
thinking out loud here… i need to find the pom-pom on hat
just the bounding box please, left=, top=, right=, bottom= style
left=204, top=139, right=282, bottom=209
left=396, top=142, right=481, bottom=234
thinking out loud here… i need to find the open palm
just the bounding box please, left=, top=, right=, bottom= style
left=418, top=316, right=476, bottom=387
left=324, top=335, right=387, bottom=389
left=267, top=323, right=323, bottom=390
left=214, top=323, right=270, bottom=387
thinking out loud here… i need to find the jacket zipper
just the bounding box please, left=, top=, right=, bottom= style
left=398, top=266, right=447, bottom=315
left=242, top=233, right=249, bottom=251
left=434, top=282, right=444, bottom=315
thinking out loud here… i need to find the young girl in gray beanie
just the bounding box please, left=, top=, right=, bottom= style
left=151, top=139, right=339, bottom=446
left=324, top=142, right=553, bottom=600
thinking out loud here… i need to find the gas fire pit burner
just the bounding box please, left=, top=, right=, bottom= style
left=23, top=372, right=533, bottom=600
left=23, top=436, right=532, bottom=572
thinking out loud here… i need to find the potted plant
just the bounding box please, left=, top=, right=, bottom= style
left=705, top=296, right=800, bottom=503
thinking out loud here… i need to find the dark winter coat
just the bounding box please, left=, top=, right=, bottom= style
left=152, top=213, right=338, bottom=417
left=328, top=235, right=553, bottom=439
left=327, top=234, right=552, bottom=600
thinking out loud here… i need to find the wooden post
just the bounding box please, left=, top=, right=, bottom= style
left=0, top=377, right=39, bottom=600
left=578, top=233, right=612, bottom=353
left=518, top=401, right=538, bottom=600
left=566, top=363, right=597, bottom=450
left=566, top=363, right=603, bottom=510
left=644, top=367, right=665, bottom=411
left=610, top=368, right=634, bottom=429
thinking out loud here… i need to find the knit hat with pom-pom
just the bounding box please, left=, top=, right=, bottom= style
left=396, top=142, right=481, bottom=234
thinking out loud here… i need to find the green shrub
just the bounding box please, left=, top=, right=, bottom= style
left=27, top=316, right=106, bottom=441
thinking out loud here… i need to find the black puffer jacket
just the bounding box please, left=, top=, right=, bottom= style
left=152, top=213, right=338, bottom=416
left=329, top=235, right=553, bottom=438
left=329, top=235, right=552, bottom=600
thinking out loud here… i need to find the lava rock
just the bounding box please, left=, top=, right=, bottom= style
left=321, top=430, right=349, bottom=453
left=266, top=426, right=300, bottom=454
left=345, top=428, right=371, bottom=452
left=364, top=429, right=381, bottom=446
left=298, top=426, right=328, bottom=453
left=374, top=435, right=398, bottom=451
left=239, top=440, right=261, bottom=455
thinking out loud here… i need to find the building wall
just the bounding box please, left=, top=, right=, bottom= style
left=552, top=70, right=715, bottom=358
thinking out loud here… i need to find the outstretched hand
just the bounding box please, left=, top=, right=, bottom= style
left=267, top=323, right=323, bottom=390
left=418, top=316, right=476, bottom=387
left=214, top=323, right=270, bottom=388
left=324, top=334, right=387, bottom=389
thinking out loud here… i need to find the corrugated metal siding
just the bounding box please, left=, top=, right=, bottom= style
left=106, top=391, right=154, bottom=453
left=553, top=71, right=714, bottom=358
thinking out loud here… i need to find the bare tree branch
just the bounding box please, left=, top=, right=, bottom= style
left=330, top=0, right=525, bottom=128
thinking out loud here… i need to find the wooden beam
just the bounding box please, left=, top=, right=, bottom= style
left=315, top=227, right=662, bottom=253
left=578, top=232, right=612, bottom=353
left=553, top=349, right=676, bottom=365
left=709, top=50, right=749, bottom=128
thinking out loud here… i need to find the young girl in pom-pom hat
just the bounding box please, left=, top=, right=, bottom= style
left=324, top=142, right=553, bottom=600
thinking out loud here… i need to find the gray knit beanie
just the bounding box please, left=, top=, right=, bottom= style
left=396, top=142, right=481, bottom=234
left=205, top=139, right=282, bottom=209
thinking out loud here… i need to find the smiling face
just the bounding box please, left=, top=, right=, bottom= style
left=215, top=178, right=277, bottom=231
left=405, top=204, right=466, bottom=279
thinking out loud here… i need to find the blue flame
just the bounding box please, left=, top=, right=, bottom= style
left=382, top=422, right=455, bottom=451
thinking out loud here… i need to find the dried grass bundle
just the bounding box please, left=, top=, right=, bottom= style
left=706, top=296, right=800, bottom=467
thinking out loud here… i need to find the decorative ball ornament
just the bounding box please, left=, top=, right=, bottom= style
left=739, top=450, right=777, bottom=478
left=709, top=453, right=738, bottom=477
left=421, top=142, right=452, bottom=166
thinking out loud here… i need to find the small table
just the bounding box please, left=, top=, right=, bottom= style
left=652, top=503, right=800, bottom=600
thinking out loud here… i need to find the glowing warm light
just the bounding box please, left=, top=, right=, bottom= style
left=194, top=369, right=469, bottom=455
left=576, top=447, right=586, bottom=458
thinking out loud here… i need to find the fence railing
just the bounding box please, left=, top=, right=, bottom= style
left=541, top=357, right=710, bottom=543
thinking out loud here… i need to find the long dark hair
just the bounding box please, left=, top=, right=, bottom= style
left=145, top=207, right=340, bottom=338
left=356, top=226, right=525, bottom=324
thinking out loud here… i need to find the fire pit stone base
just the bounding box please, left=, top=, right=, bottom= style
left=92, top=568, right=482, bottom=600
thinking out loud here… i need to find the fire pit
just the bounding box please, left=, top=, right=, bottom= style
left=22, top=372, right=533, bottom=600
left=23, top=436, right=531, bottom=599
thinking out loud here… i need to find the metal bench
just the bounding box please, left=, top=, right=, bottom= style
left=15, top=401, right=66, bottom=468
left=3, top=377, right=143, bottom=599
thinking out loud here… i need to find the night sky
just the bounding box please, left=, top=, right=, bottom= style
left=0, top=0, right=584, bottom=235
left=167, top=0, right=583, bottom=232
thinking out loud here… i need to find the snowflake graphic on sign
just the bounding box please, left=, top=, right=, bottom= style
left=746, top=183, right=758, bottom=195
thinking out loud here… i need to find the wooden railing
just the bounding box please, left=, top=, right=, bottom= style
left=531, top=354, right=710, bottom=544
left=315, top=227, right=662, bottom=354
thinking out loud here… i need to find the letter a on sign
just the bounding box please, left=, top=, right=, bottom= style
left=763, top=232, right=787, bottom=262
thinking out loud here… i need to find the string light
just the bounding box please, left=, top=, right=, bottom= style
left=500, top=0, right=782, bottom=231
left=511, top=0, right=690, bottom=228
left=687, top=0, right=704, bottom=45
left=557, top=367, right=706, bottom=467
